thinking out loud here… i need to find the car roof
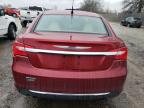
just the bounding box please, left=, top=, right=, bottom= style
left=44, top=10, right=101, bottom=17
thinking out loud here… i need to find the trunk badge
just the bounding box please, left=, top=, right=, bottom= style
left=54, top=45, right=91, bottom=50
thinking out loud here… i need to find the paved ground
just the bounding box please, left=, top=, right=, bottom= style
left=0, top=23, right=144, bottom=108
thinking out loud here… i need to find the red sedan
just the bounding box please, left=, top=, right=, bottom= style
left=12, top=10, right=128, bottom=99
left=5, top=8, right=20, bottom=17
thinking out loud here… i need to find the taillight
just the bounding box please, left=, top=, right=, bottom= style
left=112, top=47, right=128, bottom=60
left=13, top=41, right=32, bottom=57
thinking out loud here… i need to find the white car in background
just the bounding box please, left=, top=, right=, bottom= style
left=0, top=6, right=22, bottom=40
left=20, top=6, right=46, bottom=27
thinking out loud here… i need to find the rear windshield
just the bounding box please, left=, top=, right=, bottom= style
left=34, top=15, right=108, bottom=35
left=29, top=7, right=43, bottom=11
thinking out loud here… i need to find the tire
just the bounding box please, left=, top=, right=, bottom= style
left=128, top=23, right=133, bottom=28
left=137, top=26, right=141, bottom=28
left=8, top=24, right=17, bottom=40
left=21, top=21, right=27, bottom=27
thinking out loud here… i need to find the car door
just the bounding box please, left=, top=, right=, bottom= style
left=0, top=9, right=7, bottom=35
left=0, top=9, right=5, bottom=35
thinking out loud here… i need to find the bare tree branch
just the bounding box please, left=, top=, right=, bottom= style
left=80, top=0, right=102, bottom=13
left=122, top=0, right=144, bottom=13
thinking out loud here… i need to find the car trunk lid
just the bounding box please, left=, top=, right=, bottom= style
left=22, top=32, right=120, bottom=71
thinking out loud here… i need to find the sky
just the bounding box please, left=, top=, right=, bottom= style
left=0, top=0, right=123, bottom=12
left=104, top=0, right=123, bottom=12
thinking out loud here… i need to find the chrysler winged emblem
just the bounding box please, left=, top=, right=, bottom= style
left=54, top=45, right=91, bottom=50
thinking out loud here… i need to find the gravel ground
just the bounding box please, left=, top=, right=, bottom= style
left=0, top=23, right=144, bottom=108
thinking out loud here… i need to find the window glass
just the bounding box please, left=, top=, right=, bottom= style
left=35, top=15, right=108, bottom=35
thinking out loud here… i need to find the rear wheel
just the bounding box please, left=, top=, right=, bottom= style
left=8, top=24, right=17, bottom=40
left=137, top=25, right=141, bottom=28
left=21, top=21, right=27, bottom=27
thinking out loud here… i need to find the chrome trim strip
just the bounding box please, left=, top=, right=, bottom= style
left=29, top=90, right=110, bottom=96
left=17, top=47, right=125, bottom=56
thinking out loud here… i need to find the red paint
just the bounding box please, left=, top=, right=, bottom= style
left=12, top=10, right=128, bottom=96
left=5, top=8, right=20, bottom=17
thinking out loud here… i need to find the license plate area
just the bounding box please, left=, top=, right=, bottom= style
left=62, top=55, right=106, bottom=71
left=28, top=53, right=113, bottom=71
left=45, top=54, right=112, bottom=71
left=26, top=17, right=32, bottom=20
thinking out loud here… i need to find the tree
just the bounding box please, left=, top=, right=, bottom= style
left=80, top=0, right=102, bottom=13
left=123, top=0, right=144, bottom=13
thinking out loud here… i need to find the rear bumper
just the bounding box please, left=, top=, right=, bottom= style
left=18, top=89, right=120, bottom=100
left=20, top=17, right=35, bottom=23
left=12, top=57, right=127, bottom=98
left=130, top=22, right=142, bottom=27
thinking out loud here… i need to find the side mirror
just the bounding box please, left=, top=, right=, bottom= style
left=0, top=9, right=5, bottom=16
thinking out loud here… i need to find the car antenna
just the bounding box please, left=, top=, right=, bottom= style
left=70, top=0, right=75, bottom=41
left=71, top=0, right=75, bottom=16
